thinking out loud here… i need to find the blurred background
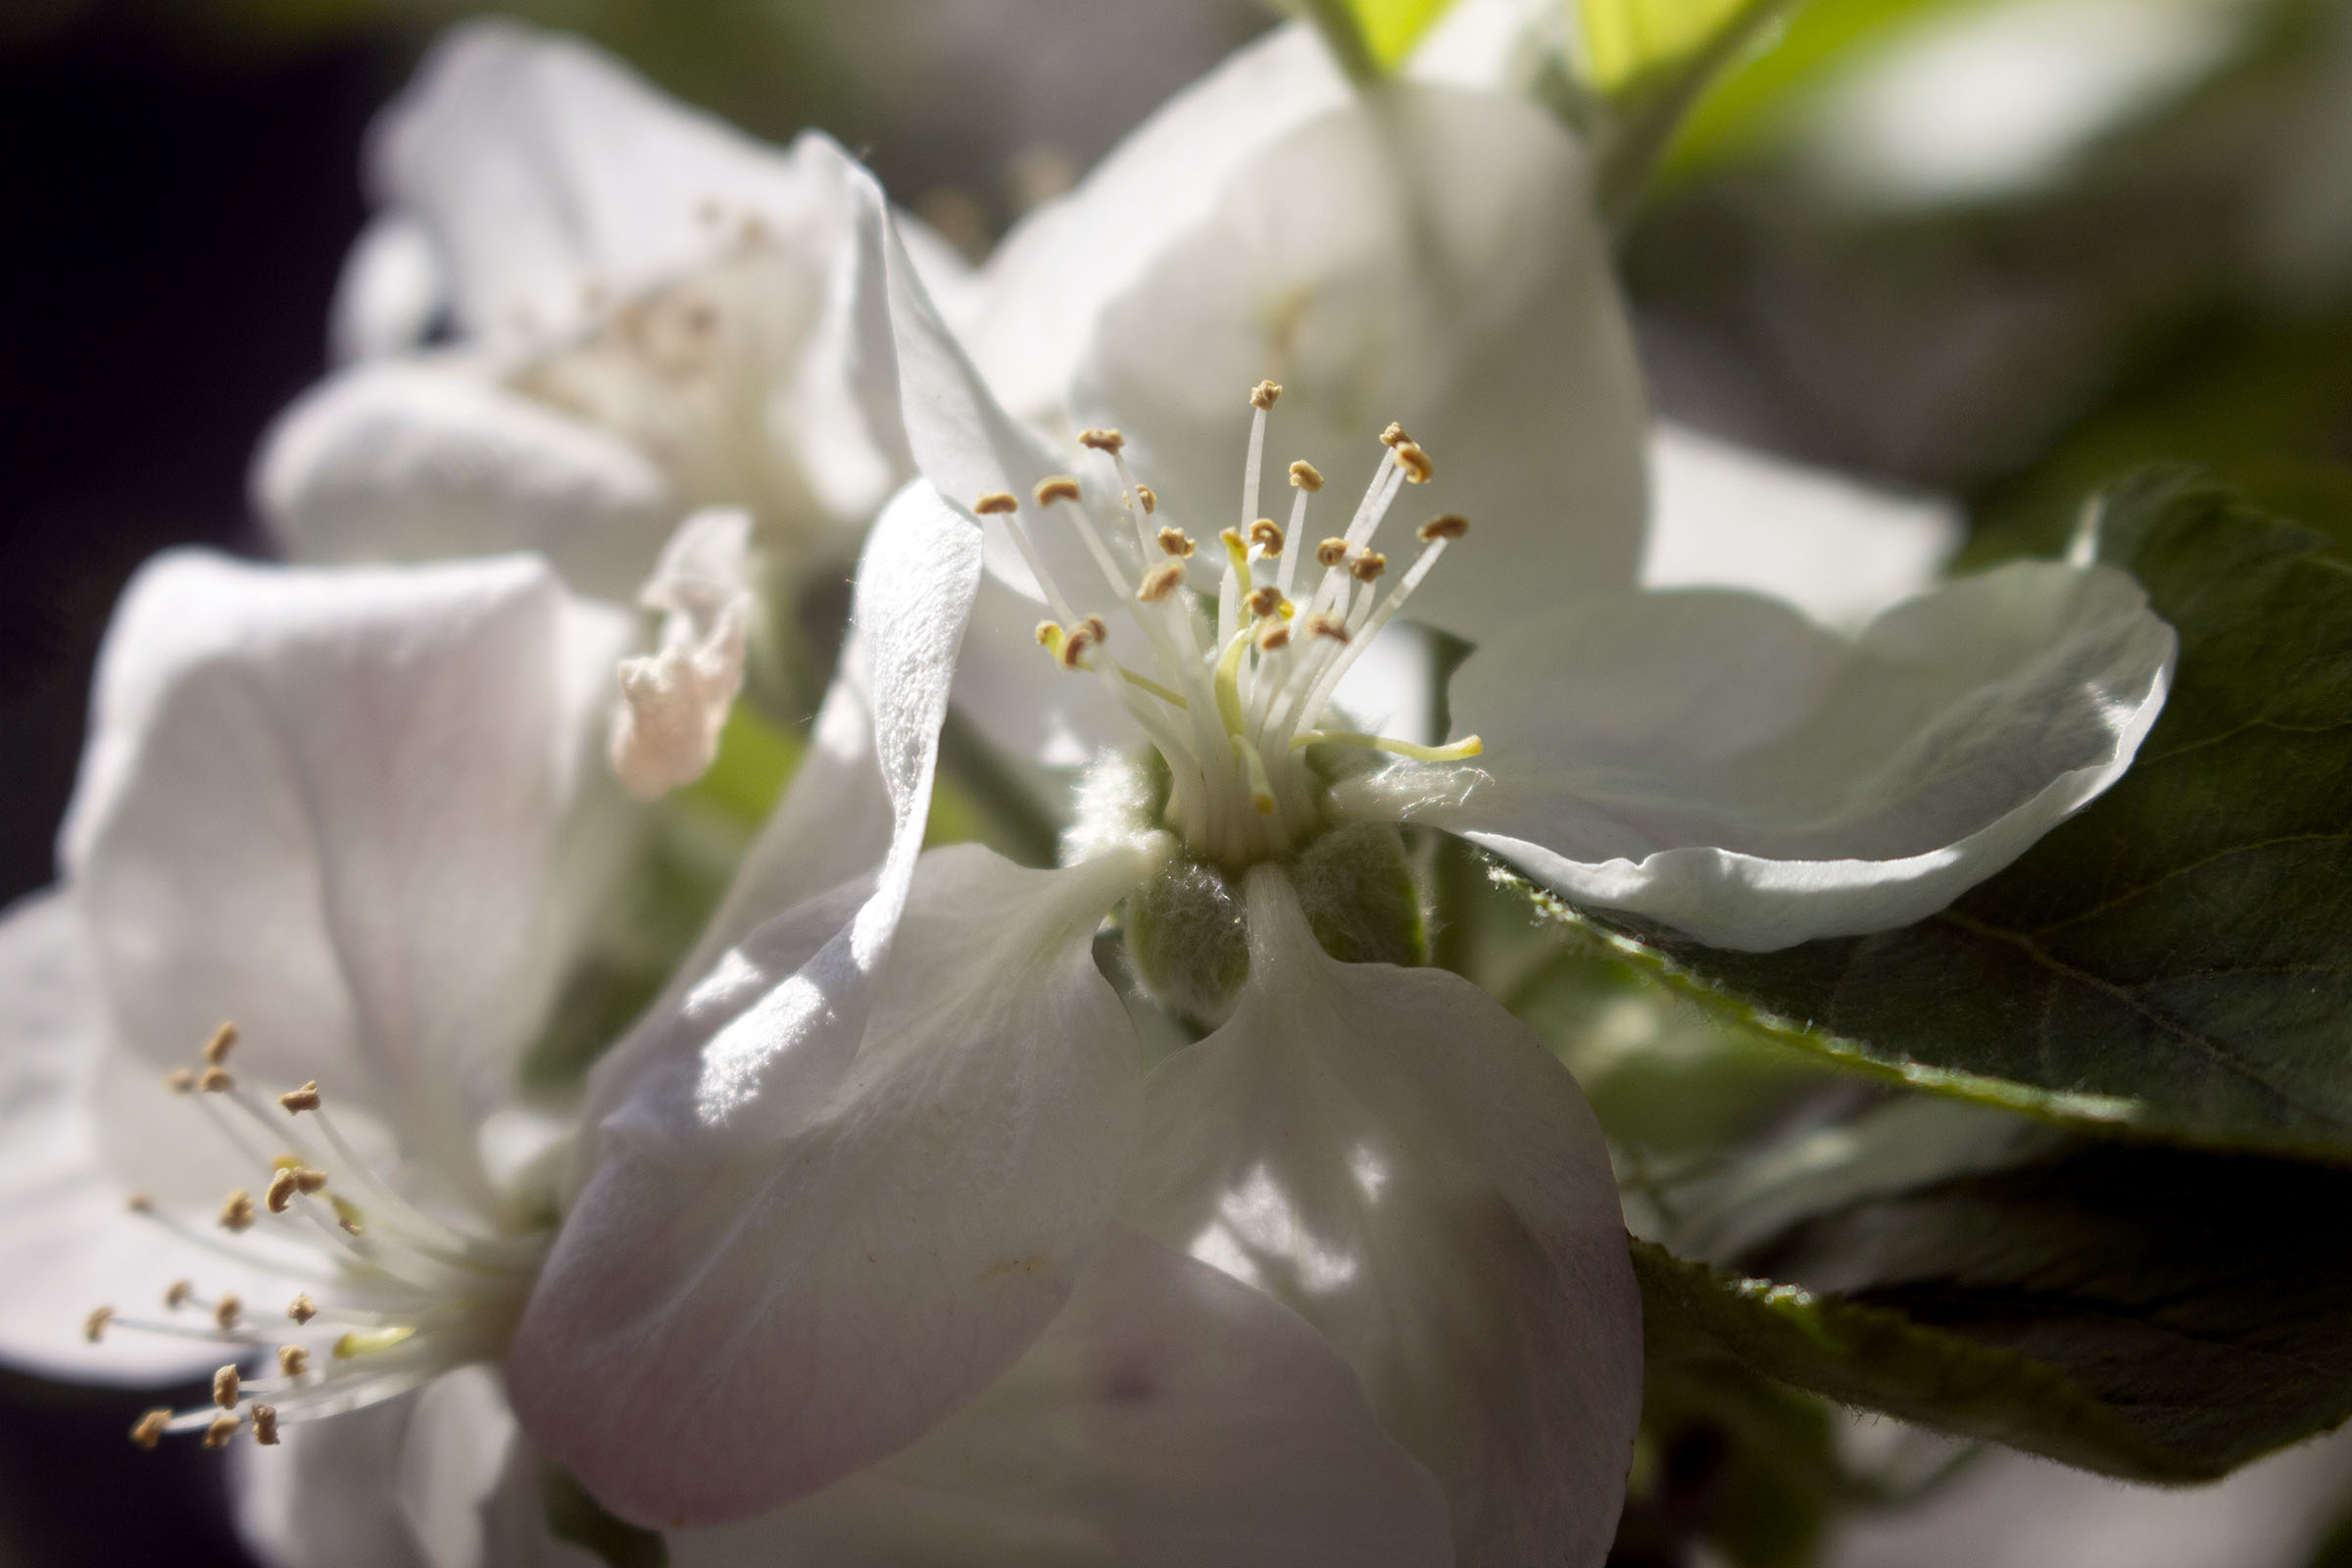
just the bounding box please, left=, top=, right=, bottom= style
left=3, top=0, right=2348, bottom=1561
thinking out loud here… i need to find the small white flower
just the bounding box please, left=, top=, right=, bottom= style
left=252, top=21, right=967, bottom=603
left=0, top=551, right=631, bottom=1566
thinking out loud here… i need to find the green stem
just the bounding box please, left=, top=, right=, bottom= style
left=1297, top=0, right=1382, bottom=83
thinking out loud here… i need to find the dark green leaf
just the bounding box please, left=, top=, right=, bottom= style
left=1556, top=472, right=2352, bottom=1163
left=1637, top=1130, right=2352, bottom=1481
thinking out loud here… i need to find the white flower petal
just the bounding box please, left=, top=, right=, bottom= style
left=978, top=35, right=1646, bottom=633
left=825, top=138, right=1089, bottom=607
left=1642, top=423, right=1961, bottom=631
left=395, top=1366, right=601, bottom=1568
left=670, top=1226, right=1453, bottom=1568
left=592, top=475, right=988, bottom=1097
left=366, top=20, right=850, bottom=350
left=965, top=25, right=1350, bottom=426
left=1358, top=562, right=2176, bottom=950
left=0, top=891, right=271, bottom=1383
left=254, top=358, right=677, bottom=602
left=608, top=509, right=756, bottom=800
left=59, top=551, right=601, bottom=1192
left=330, top=214, right=448, bottom=364
left=1125, top=865, right=1643, bottom=1567
left=508, top=841, right=1165, bottom=1527
left=235, top=1387, right=427, bottom=1568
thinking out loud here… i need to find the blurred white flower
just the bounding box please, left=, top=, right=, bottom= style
left=253, top=21, right=965, bottom=603
left=1797, top=0, right=2267, bottom=211
left=0, top=550, right=633, bottom=1568
left=1832, top=1425, right=2352, bottom=1568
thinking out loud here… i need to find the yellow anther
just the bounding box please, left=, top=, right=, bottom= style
left=219, top=1191, right=256, bottom=1233
left=1246, top=585, right=1287, bottom=619
left=333, top=1325, right=417, bottom=1360
left=1304, top=612, right=1351, bottom=644
left=202, top=1412, right=239, bottom=1449
left=1033, top=475, right=1082, bottom=507
left=1078, top=427, right=1125, bottom=453
left=1417, top=513, right=1470, bottom=542
left=294, top=1168, right=327, bottom=1195
left=1349, top=551, right=1388, bottom=583
left=251, top=1404, right=279, bottom=1446
left=1392, top=442, right=1433, bottom=483
left=129, top=1408, right=171, bottom=1450
left=287, top=1294, right=318, bottom=1325
left=277, top=1081, right=319, bottom=1114
left=84, top=1305, right=113, bottom=1343
left=331, top=1196, right=366, bottom=1236
left=1138, top=561, right=1187, bottom=604
left=1314, top=537, right=1348, bottom=568
left=214, top=1295, right=243, bottom=1332
left=974, top=491, right=1018, bottom=515
left=1134, top=485, right=1157, bottom=514
left=165, top=1280, right=193, bottom=1310
left=1156, top=526, right=1196, bottom=557
left=1248, top=518, right=1284, bottom=555
left=1250, top=380, right=1282, bottom=410
left=1255, top=620, right=1293, bottom=652
left=277, top=1345, right=309, bottom=1378
left=197, top=1066, right=232, bottom=1094
left=266, top=1168, right=299, bottom=1215
left=1380, top=421, right=1411, bottom=448
left=212, top=1365, right=240, bottom=1410
left=163, top=1068, right=194, bottom=1094
left=1289, top=460, right=1324, bottom=491
left=201, top=1022, right=237, bottom=1065
left=1035, top=620, right=1063, bottom=654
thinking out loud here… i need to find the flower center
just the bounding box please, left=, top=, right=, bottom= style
left=86, top=1024, right=549, bottom=1453
left=510, top=202, right=832, bottom=540
left=972, top=382, right=1482, bottom=871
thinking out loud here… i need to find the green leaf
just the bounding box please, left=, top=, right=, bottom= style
left=1353, top=0, right=1458, bottom=65
left=1550, top=472, right=2352, bottom=1164
left=1637, top=1129, right=2352, bottom=1481
left=1282, top=0, right=1458, bottom=78
left=1576, top=0, right=1772, bottom=93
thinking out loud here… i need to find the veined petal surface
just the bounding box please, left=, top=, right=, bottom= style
left=507, top=843, right=1162, bottom=1527
left=1125, top=865, right=1642, bottom=1566
left=1351, top=562, right=2176, bottom=950
left=59, top=551, right=613, bottom=1195
left=669, top=1227, right=1453, bottom=1568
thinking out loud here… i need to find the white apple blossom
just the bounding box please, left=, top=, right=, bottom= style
left=0, top=550, right=637, bottom=1566
left=502, top=47, right=2177, bottom=1557
left=253, top=21, right=964, bottom=604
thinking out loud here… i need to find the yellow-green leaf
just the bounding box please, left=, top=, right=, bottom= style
left=1577, top=0, right=1767, bottom=92
left=1353, top=0, right=1457, bottom=64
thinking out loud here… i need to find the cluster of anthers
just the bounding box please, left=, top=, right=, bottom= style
left=978, top=381, right=1482, bottom=868
left=84, top=1024, right=546, bottom=1453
